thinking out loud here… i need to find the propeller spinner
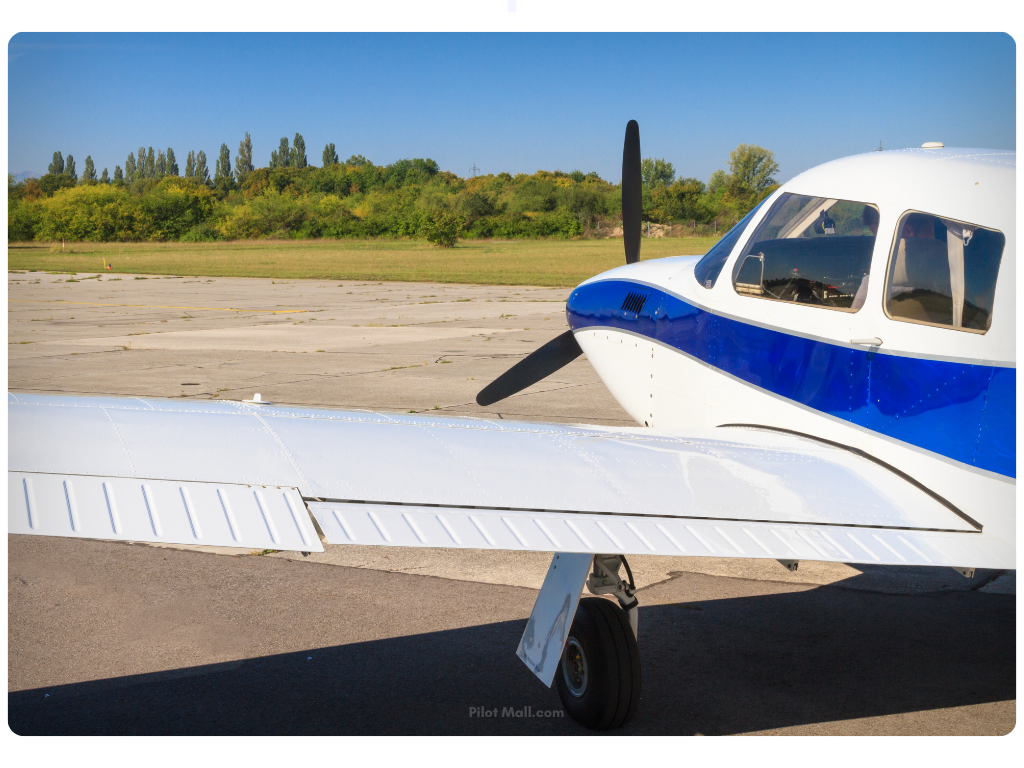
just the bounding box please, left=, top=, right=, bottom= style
left=475, top=120, right=641, bottom=407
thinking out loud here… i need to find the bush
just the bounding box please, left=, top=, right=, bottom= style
left=221, top=189, right=307, bottom=239
left=35, top=184, right=143, bottom=241
left=180, top=221, right=220, bottom=242
left=8, top=198, right=41, bottom=241
left=31, top=177, right=219, bottom=242
left=240, top=168, right=271, bottom=199
left=139, top=177, right=217, bottom=240
left=423, top=212, right=464, bottom=247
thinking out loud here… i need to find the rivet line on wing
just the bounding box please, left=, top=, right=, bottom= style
left=99, top=406, right=137, bottom=476
left=250, top=411, right=312, bottom=493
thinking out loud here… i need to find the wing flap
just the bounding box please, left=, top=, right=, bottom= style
left=9, top=472, right=323, bottom=553
left=307, top=501, right=1013, bottom=569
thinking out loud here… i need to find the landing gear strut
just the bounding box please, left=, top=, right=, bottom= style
left=555, top=555, right=641, bottom=730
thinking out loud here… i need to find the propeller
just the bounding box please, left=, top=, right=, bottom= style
left=475, top=330, right=583, bottom=406
left=621, top=119, right=642, bottom=264
left=474, top=121, right=640, bottom=407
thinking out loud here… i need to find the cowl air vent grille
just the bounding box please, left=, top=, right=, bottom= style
left=620, top=291, right=650, bottom=314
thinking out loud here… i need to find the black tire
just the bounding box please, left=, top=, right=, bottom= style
left=555, top=597, right=641, bottom=730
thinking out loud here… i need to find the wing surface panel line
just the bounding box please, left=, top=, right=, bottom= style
left=102, top=482, right=120, bottom=534
left=99, top=406, right=138, bottom=476
left=299, top=497, right=979, bottom=534
left=871, top=533, right=907, bottom=562
left=63, top=480, right=79, bottom=532
left=179, top=486, right=201, bottom=540
left=250, top=411, right=314, bottom=493
left=844, top=531, right=880, bottom=561
left=282, top=492, right=310, bottom=547
left=23, top=477, right=36, bottom=530
left=718, top=423, right=981, bottom=530
left=141, top=484, right=162, bottom=537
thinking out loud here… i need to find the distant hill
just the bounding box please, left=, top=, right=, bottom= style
left=12, top=171, right=42, bottom=182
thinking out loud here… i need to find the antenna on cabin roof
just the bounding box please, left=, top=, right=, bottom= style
left=469, top=162, right=480, bottom=177
left=874, top=141, right=884, bottom=152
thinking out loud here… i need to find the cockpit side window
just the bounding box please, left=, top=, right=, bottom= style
left=884, top=211, right=1004, bottom=333
left=731, top=193, right=879, bottom=312
left=693, top=199, right=765, bottom=289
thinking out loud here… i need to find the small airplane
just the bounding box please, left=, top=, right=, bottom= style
left=8, top=123, right=1015, bottom=731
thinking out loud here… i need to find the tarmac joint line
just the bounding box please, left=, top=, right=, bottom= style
left=10, top=299, right=307, bottom=314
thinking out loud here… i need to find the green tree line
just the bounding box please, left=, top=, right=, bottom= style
left=8, top=134, right=779, bottom=244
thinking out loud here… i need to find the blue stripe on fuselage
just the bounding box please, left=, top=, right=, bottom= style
left=566, top=279, right=1015, bottom=478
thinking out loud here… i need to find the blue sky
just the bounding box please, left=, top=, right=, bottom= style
left=7, top=32, right=1016, bottom=183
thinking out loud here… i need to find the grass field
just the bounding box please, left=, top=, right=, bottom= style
left=7, top=237, right=718, bottom=287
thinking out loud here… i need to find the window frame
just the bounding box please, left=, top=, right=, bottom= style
left=729, top=191, right=879, bottom=314
left=881, top=209, right=1004, bottom=335
left=692, top=198, right=768, bottom=291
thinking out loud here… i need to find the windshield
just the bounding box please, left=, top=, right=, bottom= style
left=693, top=199, right=766, bottom=289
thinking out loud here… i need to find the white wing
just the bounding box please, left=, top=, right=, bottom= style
left=7, top=393, right=1013, bottom=568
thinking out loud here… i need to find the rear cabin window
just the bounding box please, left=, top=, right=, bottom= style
left=732, top=193, right=879, bottom=312
left=885, top=211, right=1004, bottom=333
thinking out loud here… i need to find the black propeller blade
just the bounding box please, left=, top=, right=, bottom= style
left=475, top=330, right=583, bottom=407
left=474, top=120, right=640, bottom=407
left=622, top=119, right=642, bottom=265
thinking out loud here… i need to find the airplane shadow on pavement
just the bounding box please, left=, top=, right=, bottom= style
left=9, top=573, right=1015, bottom=735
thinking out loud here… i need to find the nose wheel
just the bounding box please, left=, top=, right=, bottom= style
left=555, top=596, right=641, bottom=730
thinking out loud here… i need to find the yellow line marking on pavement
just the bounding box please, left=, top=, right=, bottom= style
left=9, top=300, right=306, bottom=314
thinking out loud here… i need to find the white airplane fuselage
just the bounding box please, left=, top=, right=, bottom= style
left=567, top=148, right=1016, bottom=551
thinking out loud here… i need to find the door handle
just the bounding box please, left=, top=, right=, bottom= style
left=850, top=337, right=883, bottom=346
